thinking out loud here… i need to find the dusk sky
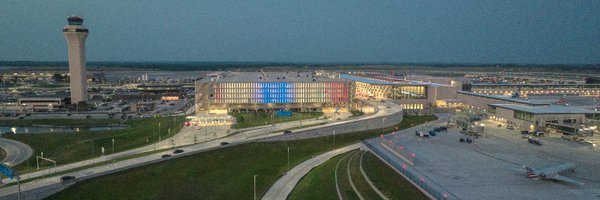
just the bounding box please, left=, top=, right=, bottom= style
left=1, top=0, right=599, bottom=64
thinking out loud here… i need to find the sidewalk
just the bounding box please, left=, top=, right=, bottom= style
left=262, top=143, right=360, bottom=200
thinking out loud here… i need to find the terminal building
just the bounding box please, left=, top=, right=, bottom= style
left=488, top=104, right=594, bottom=134
left=456, top=91, right=597, bottom=134
left=339, top=73, right=460, bottom=110
left=195, top=72, right=353, bottom=114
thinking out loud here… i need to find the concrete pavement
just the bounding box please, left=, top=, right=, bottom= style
left=0, top=138, right=33, bottom=166
left=262, top=143, right=360, bottom=200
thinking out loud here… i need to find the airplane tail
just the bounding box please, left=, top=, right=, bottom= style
left=525, top=166, right=538, bottom=178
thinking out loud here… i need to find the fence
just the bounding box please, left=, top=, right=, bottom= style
left=363, top=140, right=455, bottom=200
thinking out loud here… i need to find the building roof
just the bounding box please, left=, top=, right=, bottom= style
left=490, top=104, right=594, bottom=114
left=457, top=91, right=549, bottom=106
left=339, top=74, right=394, bottom=85
left=199, top=72, right=343, bottom=83
left=470, top=83, right=600, bottom=87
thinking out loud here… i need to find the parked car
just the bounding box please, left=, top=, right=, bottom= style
left=521, top=130, right=530, bottom=135
left=429, top=130, right=436, bottom=136
left=220, top=142, right=230, bottom=146
left=466, top=138, right=473, bottom=143
left=173, top=149, right=184, bottom=154
left=60, top=175, right=76, bottom=182
left=439, top=126, right=448, bottom=131
left=459, top=138, right=465, bottom=143
left=283, top=130, right=292, bottom=134
left=534, top=131, right=544, bottom=137
left=161, top=154, right=172, bottom=158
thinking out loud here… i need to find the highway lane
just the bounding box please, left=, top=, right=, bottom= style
left=0, top=138, right=33, bottom=166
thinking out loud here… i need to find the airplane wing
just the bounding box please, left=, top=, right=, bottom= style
left=550, top=175, right=585, bottom=185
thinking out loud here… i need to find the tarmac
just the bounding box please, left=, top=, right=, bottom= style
left=365, top=117, right=600, bottom=200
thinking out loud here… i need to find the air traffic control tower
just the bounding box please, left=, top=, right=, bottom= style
left=63, top=16, right=89, bottom=104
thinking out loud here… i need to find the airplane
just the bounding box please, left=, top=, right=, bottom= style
left=521, top=162, right=584, bottom=185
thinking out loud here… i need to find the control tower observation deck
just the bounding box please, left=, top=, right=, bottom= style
left=63, top=16, right=89, bottom=104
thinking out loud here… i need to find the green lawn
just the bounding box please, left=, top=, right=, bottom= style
left=349, top=110, right=365, bottom=118
left=348, top=152, right=381, bottom=199
left=288, top=152, right=351, bottom=200
left=0, top=119, right=121, bottom=127
left=3, top=116, right=184, bottom=172
left=363, top=152, right=429, bottom=200
left=336, top=151, right=361, bottom=200
left=230, top=112, right=323, bottom=129
left=47, top=115, right=437, bottom=200
left=0, top=147, right=6, bottom=162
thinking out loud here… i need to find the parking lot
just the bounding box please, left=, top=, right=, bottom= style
left=366, top=119, right=600, bottom=200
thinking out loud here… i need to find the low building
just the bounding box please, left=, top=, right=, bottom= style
left=488, top=104, right=594, bottom=134
left=18, top=97, right=68, bottom=111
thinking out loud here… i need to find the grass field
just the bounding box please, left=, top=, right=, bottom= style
left=3, top=116, right=184, bottom=172
left=347, top=152, right=381, bottom=199
left=363, top=152, right=429, bottom=200
left=288, top=152, right=351, bottom=200
left=230, top=112, right=323, bottom=129
left=0, top=147, right=6, bottom=162
left=0, top=119, right=121, bottom=127
left=47, top=115, right=437, bottom=200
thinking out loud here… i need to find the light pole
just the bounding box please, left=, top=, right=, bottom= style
left=254, top=174, right=258, bottom=200
left=287, top=146, right=290, bottom=172
left=382, top=118, right=386, bottom=135
left=92, top=140, right=95, bottom=157
left=333, top=130, right=336, bottom=147
left=158, top=122, right=161, bottom=142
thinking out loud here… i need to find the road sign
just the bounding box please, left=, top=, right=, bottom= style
left=0, top=163, right=15, bottom=179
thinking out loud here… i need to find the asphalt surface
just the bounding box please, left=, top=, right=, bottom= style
left=0, top=138, right=33, bottom=166
left=365, top=115, right=600, bottom=200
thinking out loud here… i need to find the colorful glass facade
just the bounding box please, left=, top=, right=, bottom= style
left=210, top=82, right=350, bottom=104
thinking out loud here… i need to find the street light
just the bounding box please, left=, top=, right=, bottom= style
left=333, top=130, right=336, bottom=147
left=254, top=175, right=258, bottom=200
left=158, top=122, right=162, bottom=142
left=382, top=118, right=386, bottom=135
left=287, top=146, right=290, bottom=172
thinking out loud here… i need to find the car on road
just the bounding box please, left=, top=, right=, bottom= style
left=283, top=130, right=292, bottom=134
left=173, top=149, right=184, bottom=154
left=161, top=154, right=172, bottom=158
left=220, top=142, right=230, bottom=146
left=60, top=175, right=76, bottom=182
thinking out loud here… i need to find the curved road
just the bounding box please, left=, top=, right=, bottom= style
left=264, top=114, right=447, bottom=200
left=0, top=138, right=33, bottom=167
left=262, top=144, right=359, bottom=200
